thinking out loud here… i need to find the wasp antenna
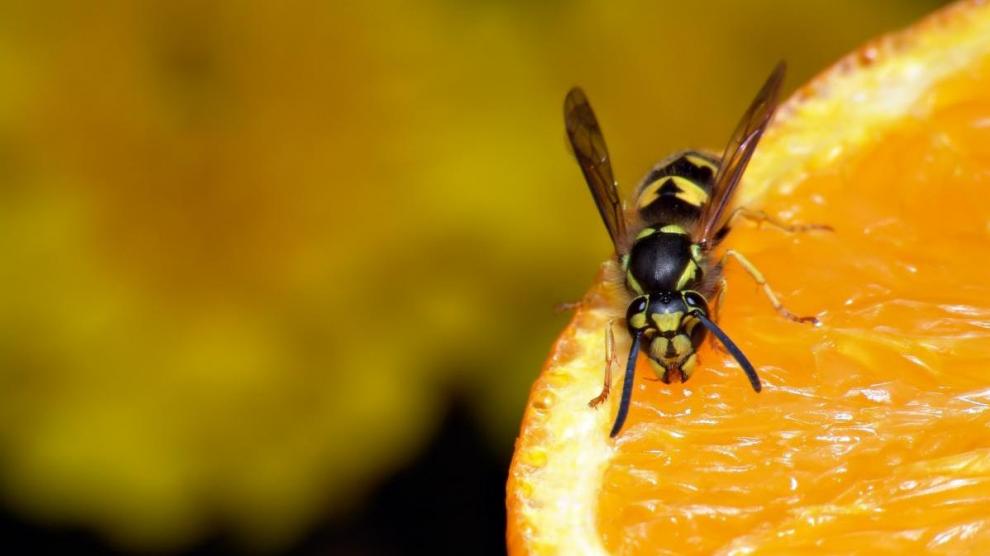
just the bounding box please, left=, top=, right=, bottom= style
left=692, top=312, right=762, bottom=393
left=610, top=332, right=642, bottom=438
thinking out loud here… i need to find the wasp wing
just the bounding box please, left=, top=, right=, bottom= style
left=565, top=87, right=628, bottom=254
left=696, top=62, right=786, bottom=248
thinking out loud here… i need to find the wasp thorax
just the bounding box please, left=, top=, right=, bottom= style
left=625, top=227, right=698, bottom=295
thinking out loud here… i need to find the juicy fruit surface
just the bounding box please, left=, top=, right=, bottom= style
left=509, top=2, right=990, bottom=554
left=600, top=56, right=990, bottom=553
left=599, top=58, right=990, bottom=553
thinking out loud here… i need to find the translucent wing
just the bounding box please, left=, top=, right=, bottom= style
left=696, top=62, right=786, bottom=248
left=565, top=87, right=628, bottom=254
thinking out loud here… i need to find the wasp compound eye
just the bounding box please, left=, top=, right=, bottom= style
left=684, top=291, right=708, bottom=312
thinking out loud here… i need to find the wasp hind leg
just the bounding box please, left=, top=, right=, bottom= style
left=731, top=207, right=832, bottom=234
left=589, top=320, right=619, bottom=408
left=723, top=249, right=819, bottom=325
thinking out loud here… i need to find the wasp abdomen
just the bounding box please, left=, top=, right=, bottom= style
left=635, top=151, right=719, bottom=227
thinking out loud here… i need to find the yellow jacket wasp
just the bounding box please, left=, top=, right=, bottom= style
left=565, top=62, right=826, bottom=437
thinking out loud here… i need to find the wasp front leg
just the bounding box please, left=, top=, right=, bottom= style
left=723, top=249, right=819, bottom=325
left=554, top=300, right=583, bottom=313
left=588, top=320, right=619, bottom=408
left=730, top=207, right=832, bottom=234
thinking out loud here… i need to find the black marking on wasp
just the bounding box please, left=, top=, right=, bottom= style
left=565, top=62, right=826, bottom=438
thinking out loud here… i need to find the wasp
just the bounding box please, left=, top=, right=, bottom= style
left=565, top=62, right=826, bottom=437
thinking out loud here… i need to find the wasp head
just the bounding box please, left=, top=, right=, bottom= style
left=626, top=291, right=709, bottom=383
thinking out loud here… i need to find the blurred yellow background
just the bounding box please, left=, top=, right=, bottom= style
left=0, top=0, right=947, bottom=551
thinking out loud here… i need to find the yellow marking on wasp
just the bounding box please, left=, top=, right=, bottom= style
left=620, top=254, right=630, bottom=271
left=636, top=227, right=656, bottom=240
left=659, top=224, right=687, bottom=235
left=626, top=271, right=644, bottom=295
left=652, top=311, right=683, bottom=333
left=648, top=358, right=666, bottom=379
left=638, top=175, right=709, bottom=209
left=683, top=314, right=701, bottom=335
left=676, top=260, right=699, bottom=289
left=690, top=243, right=702, bottom=263
left=680, top=353, right=698, bottom=378
left=649, top=337, right=669, bottom=360
left=684, top=154, right=718, bottom=178
left=629, top=312, right=648, bottom=330
left=685, top=153, right=718, bottom=175
left=669, top=175, right=709, bottom=207
left=671, top=334, right=693, bottom=357
left=636, top=182, right=663, bottom=208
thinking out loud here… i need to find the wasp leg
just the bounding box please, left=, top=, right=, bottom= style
left=723, top=249, right=819, bottom=325
left=589, top=320, right=619, bottom=408
left=709, top=279, right=729, bottom=353
left=554, top=300, right=583, bottom=313
left=711, top=278, right=728, bottom=323
left=731, top=207, right=833, bottom=234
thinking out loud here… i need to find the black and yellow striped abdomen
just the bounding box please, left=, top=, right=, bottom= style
left=634, top=151, right=719, bottom=228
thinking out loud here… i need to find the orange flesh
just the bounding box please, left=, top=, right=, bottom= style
left=596, top=55, right=990, bottom=554
left=507, top=3, right=990, bottom=554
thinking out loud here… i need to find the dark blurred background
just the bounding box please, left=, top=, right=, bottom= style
left=0, top=1, right=947, bottom=554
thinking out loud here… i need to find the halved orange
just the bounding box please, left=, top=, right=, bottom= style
left=508, top=1, right=990, bottom=554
